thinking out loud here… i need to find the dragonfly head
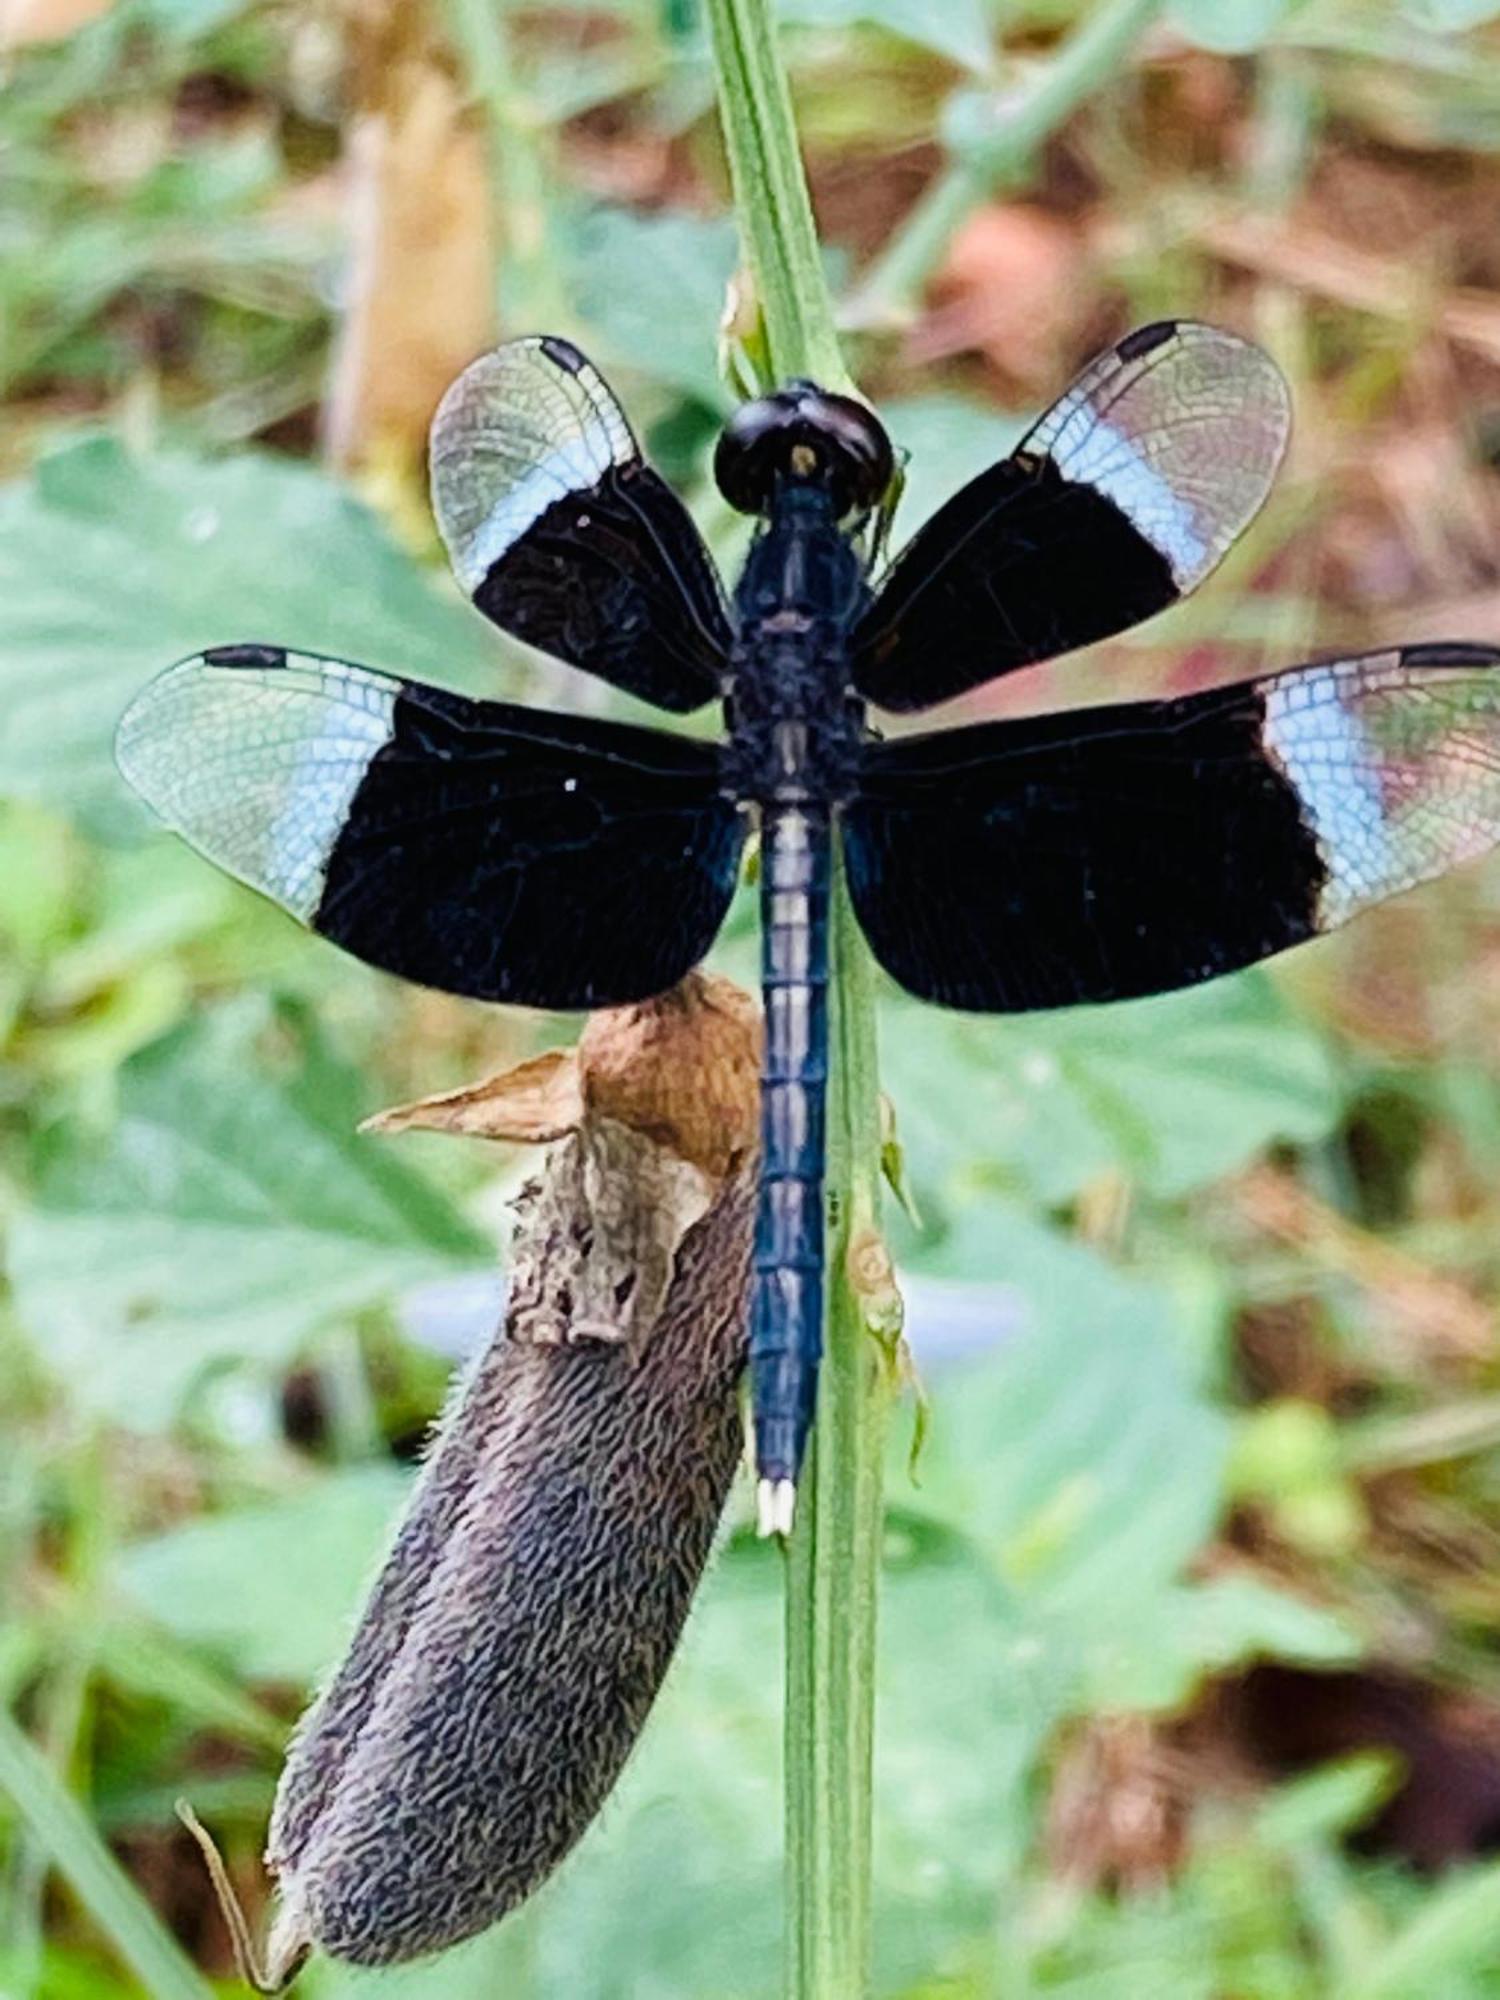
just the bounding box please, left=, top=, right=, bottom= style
left=715, top=382, right=894, bottom=521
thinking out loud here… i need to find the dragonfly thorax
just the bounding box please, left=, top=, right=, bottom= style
left=723, top=485, right=870, bottom=807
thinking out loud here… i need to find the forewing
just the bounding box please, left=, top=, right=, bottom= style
left=853, top=321, right=1290, bottom=713
left=117, top=644, right=745, bottom=1008
left=844, top=643, right=1500, bottom=1010
left=430, top=336, right=729, bottom=713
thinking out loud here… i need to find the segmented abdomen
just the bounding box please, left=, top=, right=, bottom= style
left=752, top=803, right=831, bottom=1484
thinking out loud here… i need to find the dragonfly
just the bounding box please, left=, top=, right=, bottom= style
left=117, top=321, right=1500, bottom=1536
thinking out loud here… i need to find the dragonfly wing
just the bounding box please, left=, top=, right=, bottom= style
left=117, top=644, right=744, bottom=1008
left=844, top=643, right=1500, bottom=1009
left=430, top=336, right=730, bottom=713
left=853, top=321, right=1290, bottom=713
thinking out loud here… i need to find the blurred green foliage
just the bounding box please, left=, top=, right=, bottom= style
left=6, top=0, right=1500, bottom=1994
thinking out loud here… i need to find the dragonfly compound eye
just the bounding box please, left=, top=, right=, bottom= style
left=715, top=383, right=895, bottom=519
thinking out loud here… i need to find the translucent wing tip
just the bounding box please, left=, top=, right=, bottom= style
left=117, top=645, right=286, bottom=810
left=115, top=647, right=400, bottom=924
left=1089, top=318, right=1293, bottom=585
left=1167, top=317, right=1294, bottom=465
left=115, top=652, right=209, bottom=815
left=428, top=336, right=635, bottom=595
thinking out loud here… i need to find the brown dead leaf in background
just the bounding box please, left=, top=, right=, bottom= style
left=908, top=203, right=1092, bottom=393
left=1236, top=1163, right=1491, bottom=1364
left=1200, top=213, right=1500, bottom=372
left=1045, top=1715, right=1190, bottom=1892
left=323, top=0, right=494, bottom=473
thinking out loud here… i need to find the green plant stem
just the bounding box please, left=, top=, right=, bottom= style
left=704, top=0, right=850, bottom=393
left=852, top=0, right=1167, bottom=320
left=702, top=4, right=892, bottom=1995
left=784, top=879, right=893, bottom=2000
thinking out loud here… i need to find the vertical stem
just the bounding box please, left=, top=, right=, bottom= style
left=784, top=880, right=892, bottom=2000
left=704, top=0, right=850, bottom=392
left=702, top=4, right=891, bottom=1995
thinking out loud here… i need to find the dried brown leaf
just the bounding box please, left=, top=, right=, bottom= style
left=362, top=1048, right=585, bottom=1143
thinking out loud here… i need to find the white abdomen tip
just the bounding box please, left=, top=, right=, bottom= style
left=756, top=1477, right=798, bottom=1539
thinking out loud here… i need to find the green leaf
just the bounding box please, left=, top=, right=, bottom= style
left=892, top=1209, right=1360, bottom=1709
left=1099, top=1575, right=1359, bottom=1710
left=134, top=0, right=261, bottom=35
left=896, top=1208, right=1229, bottom=1621
left=779, top=0, right=993, bottom=70
left=0, top=1707, right=217, bottom=2000
left=882, top=970, right=1342, bottom=1211
left=880, top=395, right=1023, bottom=536
left=117, top=1464, right=412, bottom=1683
left=95, top=1619, right=290, bottom=1754
left=1406, top=0, right=1500, bottom=23
left=0, top=437, right=505, bottom=824
left=8, top=1006, right=490, bottom=1426
left=312, top=1928, right=543, bottom=1999
left=1338, top=1857, right=1500, bottom=2000
left=1167, top=0, right=1299, bottom=53
left=564, top=206, right=740, bottom=409
left=1255, top=1753, right=1400, bottom=1849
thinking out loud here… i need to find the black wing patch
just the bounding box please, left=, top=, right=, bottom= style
left=116, top=644, right=745, bottom=1009
left=843, top=644, right=1500, bottom=1011
left=430, top=336, right=729, bottom=713
left=852, top=321, right=1291, bottom=714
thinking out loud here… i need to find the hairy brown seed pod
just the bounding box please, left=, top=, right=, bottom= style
left=259, top=972, right=760, bottom=1977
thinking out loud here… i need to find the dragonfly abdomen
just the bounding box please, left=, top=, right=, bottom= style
left=752, top=802, right=831, bottom=1531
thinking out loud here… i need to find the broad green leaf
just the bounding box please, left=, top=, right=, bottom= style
left=1095, top=1576, right=1359, bottom=1711
left=564, top=205, right=740, bottom=409
left=897, top=1206, right=1230, bottom=1620
left=8, top=1006, right=490, bottom=1426
left=896, top=1211, right=1356, bottom=1709
left=313, top=1928, right=542, bottom=2000
left=882, top=970, right=1342, bottom=1212
left=0, top=437, right=506, bottom=823
left=117, top=1464, right=412, bottom=1683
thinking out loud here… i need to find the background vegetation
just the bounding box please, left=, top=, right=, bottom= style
left=7, top=0, right=1500, bottom=1992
